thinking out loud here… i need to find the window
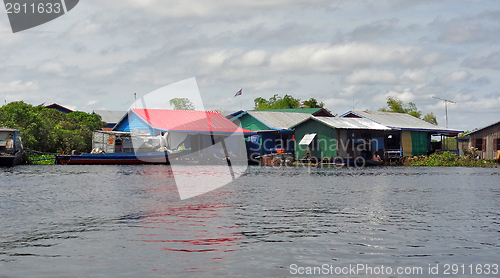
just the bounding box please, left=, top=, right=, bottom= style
left=475, top=138, right=484, bottom=151
left=496, top=138, right=500, bottom=151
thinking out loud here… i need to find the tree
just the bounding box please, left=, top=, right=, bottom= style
left=254, top=94, right=301, bottom=110
left=379, top=96, right=437, bottom=125
left=423, top=112, right=438, bottom=125
left=169, top=98, right=195, bottom=110
left=0, top=101, right=105, bottom=153
left=302, top=98, right=324, bottom=108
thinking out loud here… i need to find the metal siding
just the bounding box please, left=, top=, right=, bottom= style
left=238, top=114, right=269, bottom=131
left=128, top=114, right=154, bottom=134
left=294, top=123, right=308, bottom=159
left=411, top=131, right=428, bottom=156
left=260, top=132, right=276, bottom=155
left=294, top=119, right=336, bottom=159
left=338, top=130, right=348, bottom=158
left=402, top=130, right=412, bottom=156
left=316, top=121, right=337, bottom=159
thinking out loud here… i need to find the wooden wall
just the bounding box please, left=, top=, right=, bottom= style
left=469, top=122, right=500, bottom=159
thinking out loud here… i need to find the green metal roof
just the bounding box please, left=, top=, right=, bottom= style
left=256, top=108, right=323, bottom=114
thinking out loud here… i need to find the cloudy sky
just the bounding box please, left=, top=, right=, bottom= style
left=0, top=0, right=499, bottom=131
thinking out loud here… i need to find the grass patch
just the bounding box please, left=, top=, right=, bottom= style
left=405, top=151, right=497, bottom=167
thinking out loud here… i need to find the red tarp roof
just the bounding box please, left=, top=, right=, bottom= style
left=131, top=109, right=256, bottom=134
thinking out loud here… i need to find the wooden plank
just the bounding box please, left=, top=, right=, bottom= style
left=402, top=130, right=412, bottom=156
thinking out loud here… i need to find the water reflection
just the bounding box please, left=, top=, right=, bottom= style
left=133, top=165, right=243, bottom=273
left=0, top=165, right=499, bottom=277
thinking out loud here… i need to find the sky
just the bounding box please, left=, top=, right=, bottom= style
left=0, top=0, right=499, bottom=131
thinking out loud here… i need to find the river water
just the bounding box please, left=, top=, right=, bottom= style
left=0, top=165, right=499, bottom=277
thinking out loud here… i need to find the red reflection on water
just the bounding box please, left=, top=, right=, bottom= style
left=134, top=173, right=243, bottom=272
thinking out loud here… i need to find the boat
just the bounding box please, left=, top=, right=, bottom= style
left=0, top=127, right=24, bottom=167
left=54, top=150, right=189, bottom=165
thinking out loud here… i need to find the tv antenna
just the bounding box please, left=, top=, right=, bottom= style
left=432, top=96, right=456, bottom=128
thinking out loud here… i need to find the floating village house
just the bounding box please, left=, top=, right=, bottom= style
left=230, top=110, right=333, bottom=155
left=290, top=117, right=390, bottom=161
left=465, top=120, right=500, bottom=159
left=340, top=110, right=463, bottom=157
left=94, top=109, right=255, bottom=159
left=0, top=127, right=23, bottom=166
left=44, top=103, right=73, bottom=114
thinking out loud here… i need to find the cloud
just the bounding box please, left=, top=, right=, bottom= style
left=433, top=70, right=472, bottom=85
left=461, top=50, right=500, bottom=69
left=37, top=61, right=66, bottom=75
left=111, top=0, right=334, bottom=18
left=400, top=69, right=427, bottom=83
left=268, top=43, right=450, bottom=74
left=472, top=76, right=491, bottom=85
left=350, top=18, right=399, bottom=41
left=67, top=20, right=102, bottom=37
left=345, top=69, right=397, bottom=85
left=237, top=23, right=317, bottom=44
left=0, top=80, right=39, bottom=93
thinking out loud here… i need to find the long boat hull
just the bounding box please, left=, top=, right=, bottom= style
left=0, top=151, right=23, bottom=167
left=55, top=151, right=184, bottom=165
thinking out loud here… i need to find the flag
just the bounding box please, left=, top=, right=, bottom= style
left=234, top=88, right=242, bottom=97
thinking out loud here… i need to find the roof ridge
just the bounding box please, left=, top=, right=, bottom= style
left=131, top=108, right=221, bottom=114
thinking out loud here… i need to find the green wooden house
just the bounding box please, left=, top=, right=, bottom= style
left=340, top=110, right=463, bottom=157
left=291, top=116, right=390, bottom=160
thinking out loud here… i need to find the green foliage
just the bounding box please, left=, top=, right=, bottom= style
left=379, top=96, right=437, bottom=125
left=302, top=98, right=324, bottom=108
left=423, top=112, right=438, bottom=125
left=169, top=98, right=195, bottom=110
left=405, top=151, right=496, bottom=167
left=459, top=128, right=478, bottom=137
left=254, top=94, right=301, bottom=110
left=0, top=101, right=105, bottom=154
left=442, top=137, right=457, bottom=150
left=28, top=154, right=55, bottom=165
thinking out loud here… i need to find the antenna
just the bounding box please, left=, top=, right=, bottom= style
left=134, top=93, right=137, bottom=109
left=432, top=96, right=456, bottom=128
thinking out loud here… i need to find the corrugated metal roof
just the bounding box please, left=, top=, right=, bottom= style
left=467, top=120, right=500, bottom=135
left=341, top=110, right=463, bottom=133
left=0, top=126, right=17, bottom=132
left=130, top=109, right=255, bottom=134
left=313, top=117, right=391, bottom=130
left=247, top=111, right=312, bottom=130
left=93, top=110, right=127, bottom=124
left=258, top=108, right=322, bottom=114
